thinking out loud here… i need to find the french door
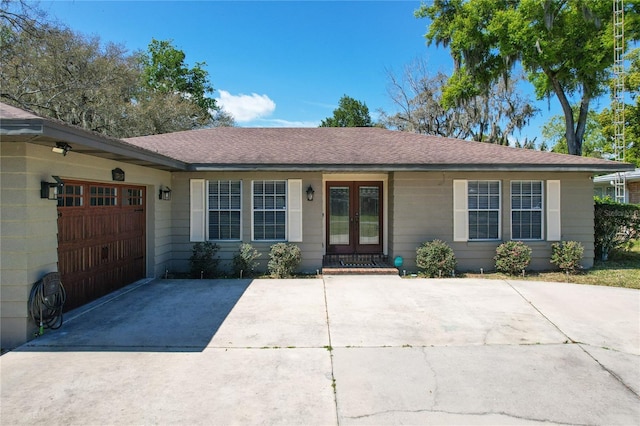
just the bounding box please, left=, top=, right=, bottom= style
left=326, top=181, right=383, bottom=254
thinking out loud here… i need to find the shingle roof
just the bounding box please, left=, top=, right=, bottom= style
left=0, top=102, right=41, bottom=119
left=1, top=100, right=631, bottom=173
left=125, top=127, right=632, bottom=172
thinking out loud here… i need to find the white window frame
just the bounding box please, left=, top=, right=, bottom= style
left=510, top=180, right=544, bottom=241
left=207, top=180, right=242, bottom=241
left=467, top=180, right=501, bottom=241
left=251, top=180, right=288, bottom=241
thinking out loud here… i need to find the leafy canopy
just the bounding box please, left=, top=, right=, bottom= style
left=598, top=48, right=640, bottom=167
left=140, top=39, right=217, bottom=114
left=320, top=95, right=373, bottom=127
left=416, top=0, right=639, bottom=156
left=0, top=2, right=227, bottom=137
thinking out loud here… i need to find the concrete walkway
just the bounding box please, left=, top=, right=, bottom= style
left=1, top=276, right=638, bottom=425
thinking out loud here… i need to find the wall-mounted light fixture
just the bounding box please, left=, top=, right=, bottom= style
left=52, top=142, right=72, bottom=156
left=159, top=186, right=172, bottom=201
left=306, top=185, right=315, bottom=201
left=41, top=176, right=64, bottom=200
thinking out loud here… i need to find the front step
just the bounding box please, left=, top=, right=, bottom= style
left=322, top=254, right=399, bottom=275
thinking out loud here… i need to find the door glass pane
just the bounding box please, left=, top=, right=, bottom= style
left=359, top=186, right=379, bottom=245
left=329, top=187, right=350, bottom=245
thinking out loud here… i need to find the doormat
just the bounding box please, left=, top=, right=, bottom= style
left=340, top=260, right=377, bottom=267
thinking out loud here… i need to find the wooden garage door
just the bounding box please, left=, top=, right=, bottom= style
left=57, top=181, right=146, bottom=311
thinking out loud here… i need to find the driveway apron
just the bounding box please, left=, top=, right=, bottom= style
left=1, top=276, right=638, bottom=425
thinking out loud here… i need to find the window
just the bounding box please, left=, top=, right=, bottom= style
left=252, top=180, right=286, bottom=240
left=190, top=178, right=302, bottom=243
left=90, top=185, right=117, bottom=206
left=123, top=188, right=143, bottom=206
left=511, top=181, right=543, bottom=240
left=58, top=184, right=83, bottom=207
left=467, top=181, right=500, bottom=240
left=208, top=180, right=242, bottom=240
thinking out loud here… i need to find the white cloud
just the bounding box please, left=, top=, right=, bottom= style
left=216, top=90, right=276, bottom=122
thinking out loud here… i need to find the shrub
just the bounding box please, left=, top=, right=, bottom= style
left=494, top=241, right=531, bottom=275
left=415, top=239, right=457, bottom=277
left=232, top=243, right=261, bottom=277
left=550, top=241, right=584, bottom=274
left=189, top=242, right=220, bottom=278
left=267, top=243, right=301, bottom=278
left=594, top=198, right=640, bottom=260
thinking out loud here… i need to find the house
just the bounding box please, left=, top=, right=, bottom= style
left=1, top=101, right=633, bottom=349
left=593, top=169, right=640, bottom=204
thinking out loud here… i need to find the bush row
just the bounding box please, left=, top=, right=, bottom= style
left=189, top=242, right=301, bottom=279
left=190, top=237, right=587, bottom=279
left=415, top=239, right=585, bottom=277
left=594, top=198, right=640, bottom=260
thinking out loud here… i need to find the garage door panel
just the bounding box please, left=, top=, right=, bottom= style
left=57, top=182, right=145, bottom=311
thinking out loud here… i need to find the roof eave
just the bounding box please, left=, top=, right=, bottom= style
left=189, top=163, right=634, bottom=173
left=43, top=121, right=190, bottom=171
left=1, top=118, right=189, bottom=171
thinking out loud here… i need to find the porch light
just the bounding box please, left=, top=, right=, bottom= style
left=159, top=186, right=172, bottom=201
left=52, top=142, right=72, bottom=156
left=306, top=185, right=315, bottom=201
left=41, top=176, right=64, bottom=200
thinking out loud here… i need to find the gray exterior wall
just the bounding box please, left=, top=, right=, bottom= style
left=1, top=142, right=171, bottom=350
left=170, top=172, right=324, bottom=275
left=1, top=144, right=598, bottom=350
left=172, top=170, right=596, bottom=275
left=389, top=171, right=595, bottom=272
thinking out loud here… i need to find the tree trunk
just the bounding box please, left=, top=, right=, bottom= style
left=549, top=72, right=585, bottom=156
left=574, top=86, right=591, bottom=153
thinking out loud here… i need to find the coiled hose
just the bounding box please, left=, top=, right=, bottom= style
left=28, top=272, right=67, bottom=333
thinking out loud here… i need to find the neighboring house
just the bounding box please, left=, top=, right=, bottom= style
left=593, top=169, right=640, bottom=204
left=1, top=101, right=633, bottom=349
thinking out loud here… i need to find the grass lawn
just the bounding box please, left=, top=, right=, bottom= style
left=463, top=243, right=640, bottom=290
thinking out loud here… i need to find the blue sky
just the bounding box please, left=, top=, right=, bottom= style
left=42, top=0, right=568, bottom=140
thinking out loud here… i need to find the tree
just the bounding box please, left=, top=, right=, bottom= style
left=380, top=58, right=537, bottom=145
left=138, top=39, right=218, bottom=122
left=416, top=0, right=639, bottom=156
left=597, top=48, right=640, bottom=167
left=1, top=22, right=141, bottom=135
left=210, top=109, right=236, bottom=127
left=320, top=95, right=373, bottom=127
left=0, top=0, right=46, bottom=36
left=542, top=109, right=609, bottom=158
left=1, top=3, right=226, bottom=137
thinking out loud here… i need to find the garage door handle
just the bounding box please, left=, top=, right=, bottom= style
left=134, top=209, right=143, bottom=212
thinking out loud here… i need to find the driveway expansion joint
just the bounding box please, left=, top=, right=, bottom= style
left=345, top=408, right=579, bottom=425
left=577, top=344, right=640, bottom=399
left=322, top=276, right=340, bottom=426
left=503, top=280, right=576, bottom=343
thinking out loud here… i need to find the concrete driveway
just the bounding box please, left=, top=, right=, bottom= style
left=1, top=276, right=638, bottom=425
